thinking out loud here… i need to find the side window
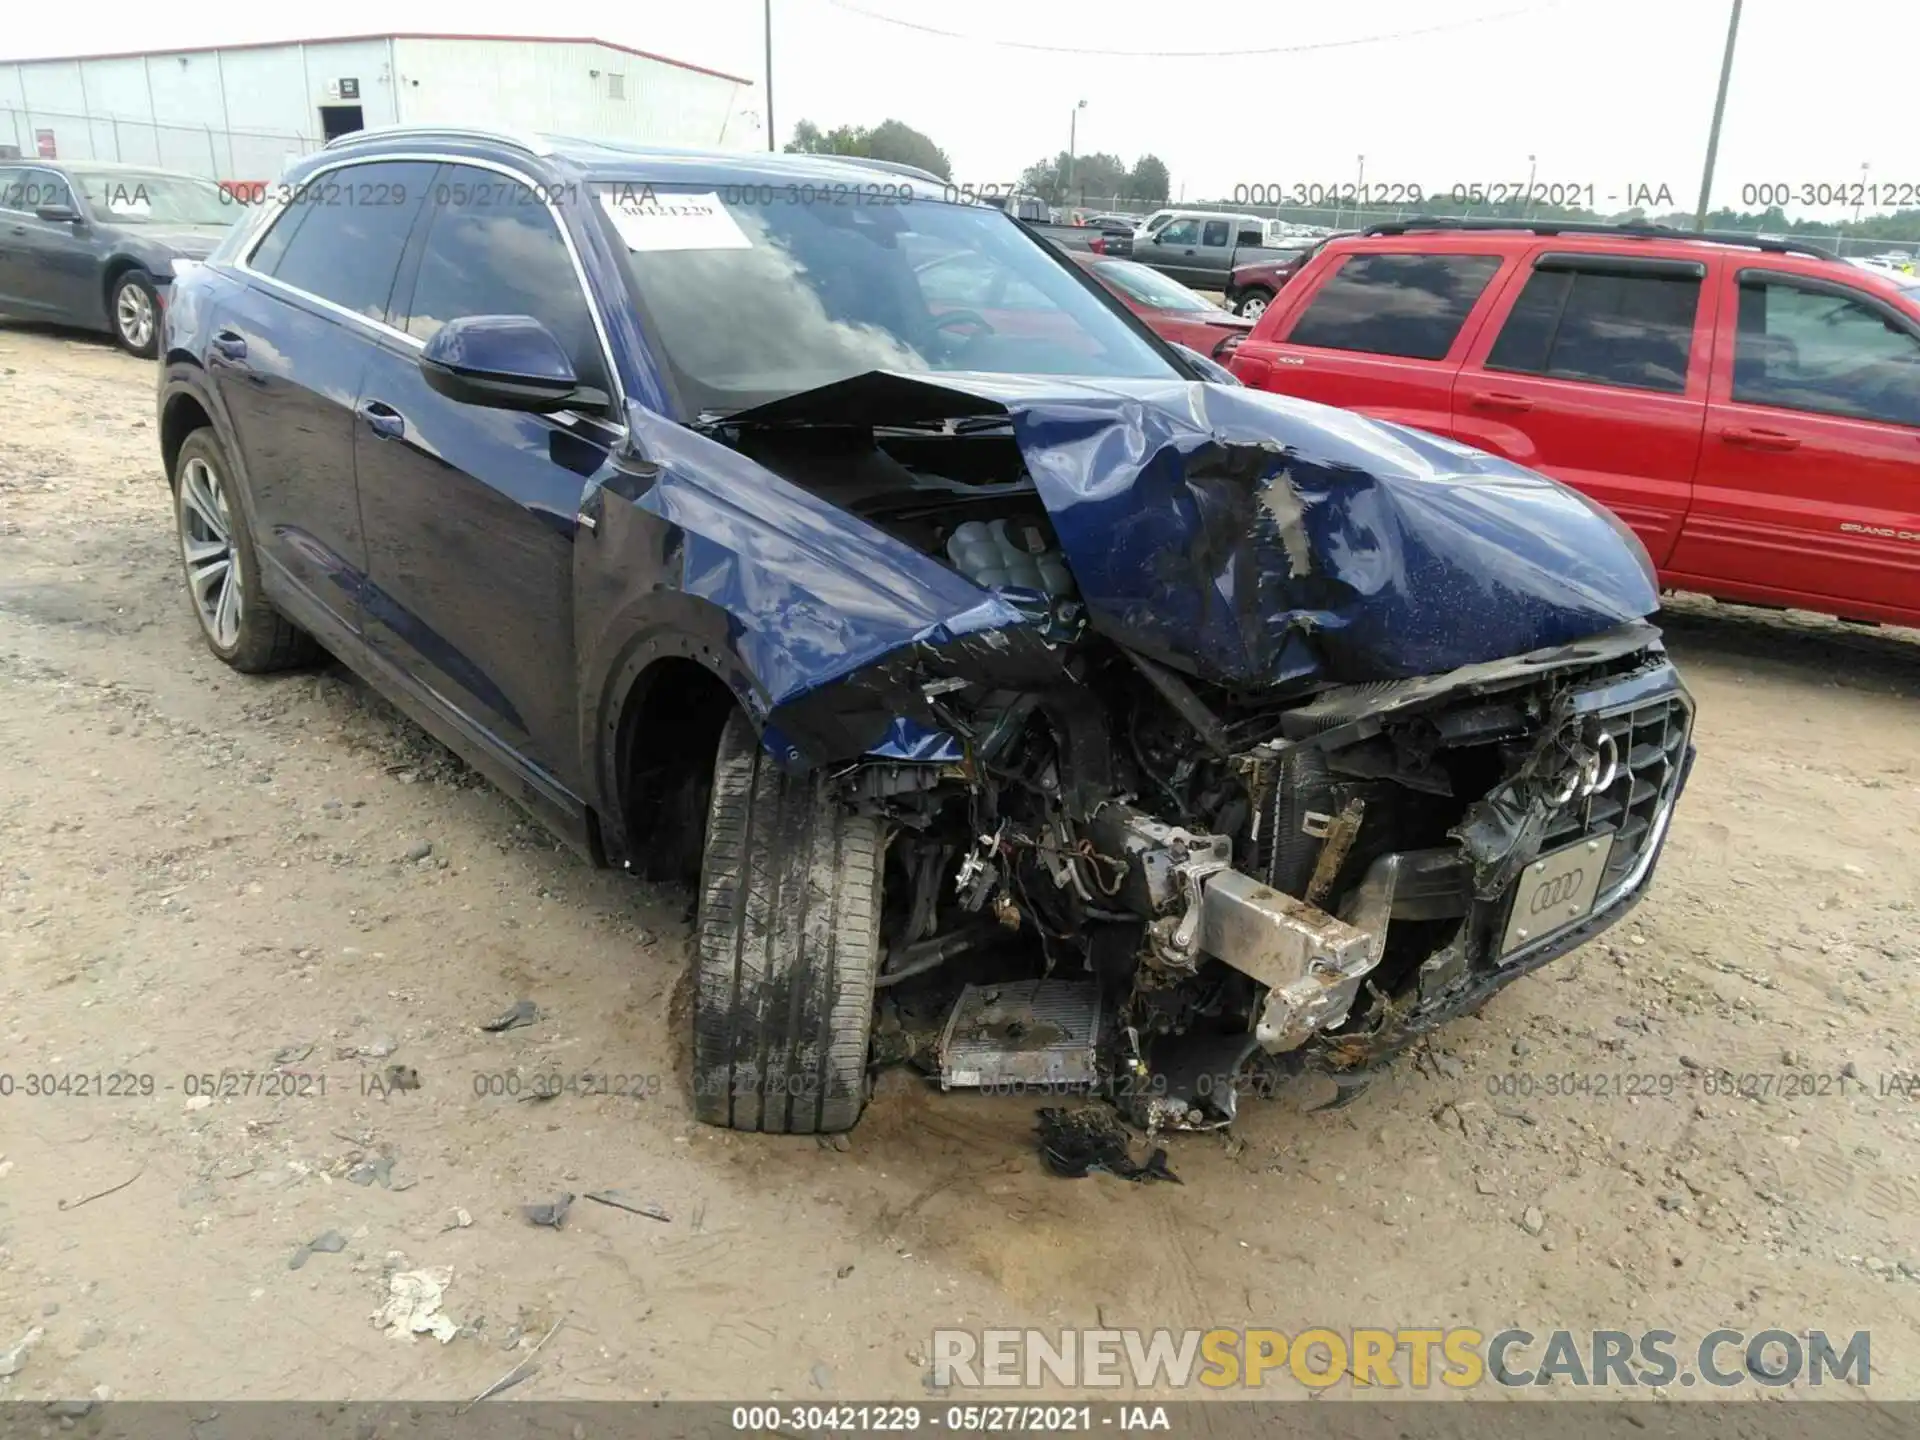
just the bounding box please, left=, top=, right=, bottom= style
left=1733, top=277, right=1920, bottom=427
left=401, top=165, right=607, bottom=393
left=1201, top=220, right=1229, bottom=247
left=255, top=161, right=435, bottom=323
left=16, top=169, right=73, bottom=213
left=1486, top=264, right=1700, bottom=394
left=1286, top=253, right=1502, bottom=361
left=1157, top=219, right=1200, bottom=246
left=1236, top=227, right=1263, bottom=248
left=0, top=168, right=25, bottom=212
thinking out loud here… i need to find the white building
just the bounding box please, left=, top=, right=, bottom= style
left=0, top=32, right=758, bottom=183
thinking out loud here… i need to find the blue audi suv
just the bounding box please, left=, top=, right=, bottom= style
left=159, top=127, right=1694, bottom=1135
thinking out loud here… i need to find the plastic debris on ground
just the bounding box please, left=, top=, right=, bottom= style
left=1035, top=1107, right=1181, bottom=1184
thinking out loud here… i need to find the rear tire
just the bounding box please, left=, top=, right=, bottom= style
left=692, top=712, right=883, bottom=1133
left=171, top=430, right=320, bottom=673
left=1234, top=287, right=1273, bottom=320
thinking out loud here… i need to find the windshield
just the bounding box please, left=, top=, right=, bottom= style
left=598, top=185, right=1179, bottom=414
left=1089, top=260, right=1219, bottom=313
left=69, top=170, right=231, bottom=226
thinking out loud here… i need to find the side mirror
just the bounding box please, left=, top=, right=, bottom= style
left=1170, top=343, right=1243, bottom=386
left=35, top=203, right=80, bottom=224
left=418, top=315, right=581, bottom=413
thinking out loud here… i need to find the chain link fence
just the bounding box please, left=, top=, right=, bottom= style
left=1, top=106, right=321, bottom=190
left=1059, top=193, right=1920, bottom=262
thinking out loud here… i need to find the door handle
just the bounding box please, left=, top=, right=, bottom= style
left=210, top=330, right=247, bottom=362
left=358, top=400, right=406, bottom=440
left=1468, top=391, right=1534, bottom=413
left=1719, top=425, right=1801, bottom=452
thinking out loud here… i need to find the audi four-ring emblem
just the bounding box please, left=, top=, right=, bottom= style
left=1529, top=869, right=1586, bottom=913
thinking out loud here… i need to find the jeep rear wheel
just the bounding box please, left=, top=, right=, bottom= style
left=692, top=712, right=883, bottom=1133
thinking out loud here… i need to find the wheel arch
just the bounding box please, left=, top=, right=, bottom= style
left=585, top=608, right=761, bottom=877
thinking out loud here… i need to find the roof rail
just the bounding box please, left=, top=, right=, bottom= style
left=322, top=124, right=554, bottom=157
left=1361, top=216, right=1838, bottom=261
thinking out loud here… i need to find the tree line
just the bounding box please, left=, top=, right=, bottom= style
left=784, top=119, right=1171, bottom=209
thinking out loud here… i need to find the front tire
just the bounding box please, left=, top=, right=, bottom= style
left=172, top=430, right=319, bottom=672
left=692, top=712, right=883, bottom=1134
left=110, top=270, right=160, bottom=358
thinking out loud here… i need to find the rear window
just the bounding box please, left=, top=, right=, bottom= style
left=1486, top=264, right=1701, bottom=394
left=1732, top=276, right=1920, bottom=426
left=1285, top=253, right=1502, bottom=361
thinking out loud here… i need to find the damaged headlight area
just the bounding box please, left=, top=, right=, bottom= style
left=778, top=603, right=1692, bottom=1134
left=671, top=373, right=1691, bottom=1135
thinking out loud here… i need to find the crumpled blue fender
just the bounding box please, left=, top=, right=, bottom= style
left=626, top=411, right=1027, bottom=714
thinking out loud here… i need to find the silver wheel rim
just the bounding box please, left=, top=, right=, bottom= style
left=1241, top=296, right=1267, bottom=319
left=116, top=282, right=154, bottom=349
left=179, top=457, right=242, bottom=648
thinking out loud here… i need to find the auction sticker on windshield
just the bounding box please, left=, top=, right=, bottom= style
left=599, top=189, right=752, bottom=252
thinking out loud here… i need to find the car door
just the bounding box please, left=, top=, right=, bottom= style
left=1240, top=248, right=1509, bottom=437
left=1139, top=218, right=1204, bottom=287
left=1449, top=249, right=1714, bottom=565
left=354, top=160, right=619, bottom=795
left=0, top=167, right=96, bottom=321
left=1669, top=268, right=1920, bottom=621
left=0, top=167, right=29, bottom=307
left=219, top=159, right=435, bottom=630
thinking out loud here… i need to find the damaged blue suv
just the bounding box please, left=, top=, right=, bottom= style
left=158, top=127, right=1695, bottom=1135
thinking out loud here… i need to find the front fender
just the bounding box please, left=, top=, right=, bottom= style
left=580, top=409, right=1031, bottom=761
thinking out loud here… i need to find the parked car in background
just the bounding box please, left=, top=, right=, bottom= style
left=1223, top=234, right=1352, bottom=318
left=1063, top=251, right=1251, bottom=361
left=0, top=160, right=234, bottom=356
left=1230, top=218, right=1920, bottom=629
left=1023, top=217, right=1134, bottom=258
left=1085, top=212, right=1142, bottom=232
left=160, top=132, right=1693, bottom=1138
left=1131, top=210, right=1298, bottom=290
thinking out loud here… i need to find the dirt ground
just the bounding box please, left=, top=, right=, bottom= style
left=2, top=324, right=1917, bottom=1404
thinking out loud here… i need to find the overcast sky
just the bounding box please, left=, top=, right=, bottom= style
left=4, top=0, right=1912, bottom=219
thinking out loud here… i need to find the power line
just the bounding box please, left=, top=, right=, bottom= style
left=819, top=0, right=1571, bottom=59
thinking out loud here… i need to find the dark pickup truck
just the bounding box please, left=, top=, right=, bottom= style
left=981, top=194, right=1134, bottom=257
left=1132, top=211, right=1299, bottom=290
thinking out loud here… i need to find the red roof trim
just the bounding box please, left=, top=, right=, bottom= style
left=0, top=33, right=753, bottom=86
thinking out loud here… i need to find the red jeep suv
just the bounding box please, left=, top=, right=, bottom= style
left=1229, top=219, right=1920, bottom=629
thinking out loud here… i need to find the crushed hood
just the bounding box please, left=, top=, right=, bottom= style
left=723, top=371, right=1660, bottom=688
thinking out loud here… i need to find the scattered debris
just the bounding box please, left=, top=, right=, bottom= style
left=372, top=1268, right=458, bottom=1343
left=481, top=999, right=539, bottom=1033
left=584, top=1190, right=670, bottom=1222
left=402, top=840, right=434, bottom=863
left=1521, top=1206, right=1546, bottom=1236
left=348, top=1154, right=397, bottom=1188
left=272, top=1043, right=315, bottom=1065
left=836, top=1264, right=855, bottom=1279
left=56, top=1164, right=145, bottom=1212
left=462, top=1314, right=565, bottom=1410
left=1035, top=1108, right=1180, bottom=1184
left=440, top=1208, right=474, bottom=1233
left=811, top=1362, right=833, bottom=1390
left=522, top=1193, right=574, bottom=1228
left=383, top=1064, right=422, bottom=1092
left=289, top=1229, right=349, bottom=1270
left=0, top=1326, right=43, bottom=1379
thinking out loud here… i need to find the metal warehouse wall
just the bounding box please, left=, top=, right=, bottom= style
left=0, top=39, right=398, bottom=181
left=1, top=35, right=751, bottom=184
left=390, top=39, right=745, bottom=147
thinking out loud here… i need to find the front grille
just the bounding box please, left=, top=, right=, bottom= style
left=1540, top=688, right=1693, bottom=898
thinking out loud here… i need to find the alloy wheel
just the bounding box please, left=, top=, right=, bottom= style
left=179, top=456, right=242, bottom=648
left=1239, top=295, right=1268, bottom=320
left=116, top=282, right=155, bottom=351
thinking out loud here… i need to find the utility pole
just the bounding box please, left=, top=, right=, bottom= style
left=1065, top=99, right=1086, bottom=202
left=1694, top=0, right=1742, bottom=230
left=764, top=0, right=776, bottom=152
